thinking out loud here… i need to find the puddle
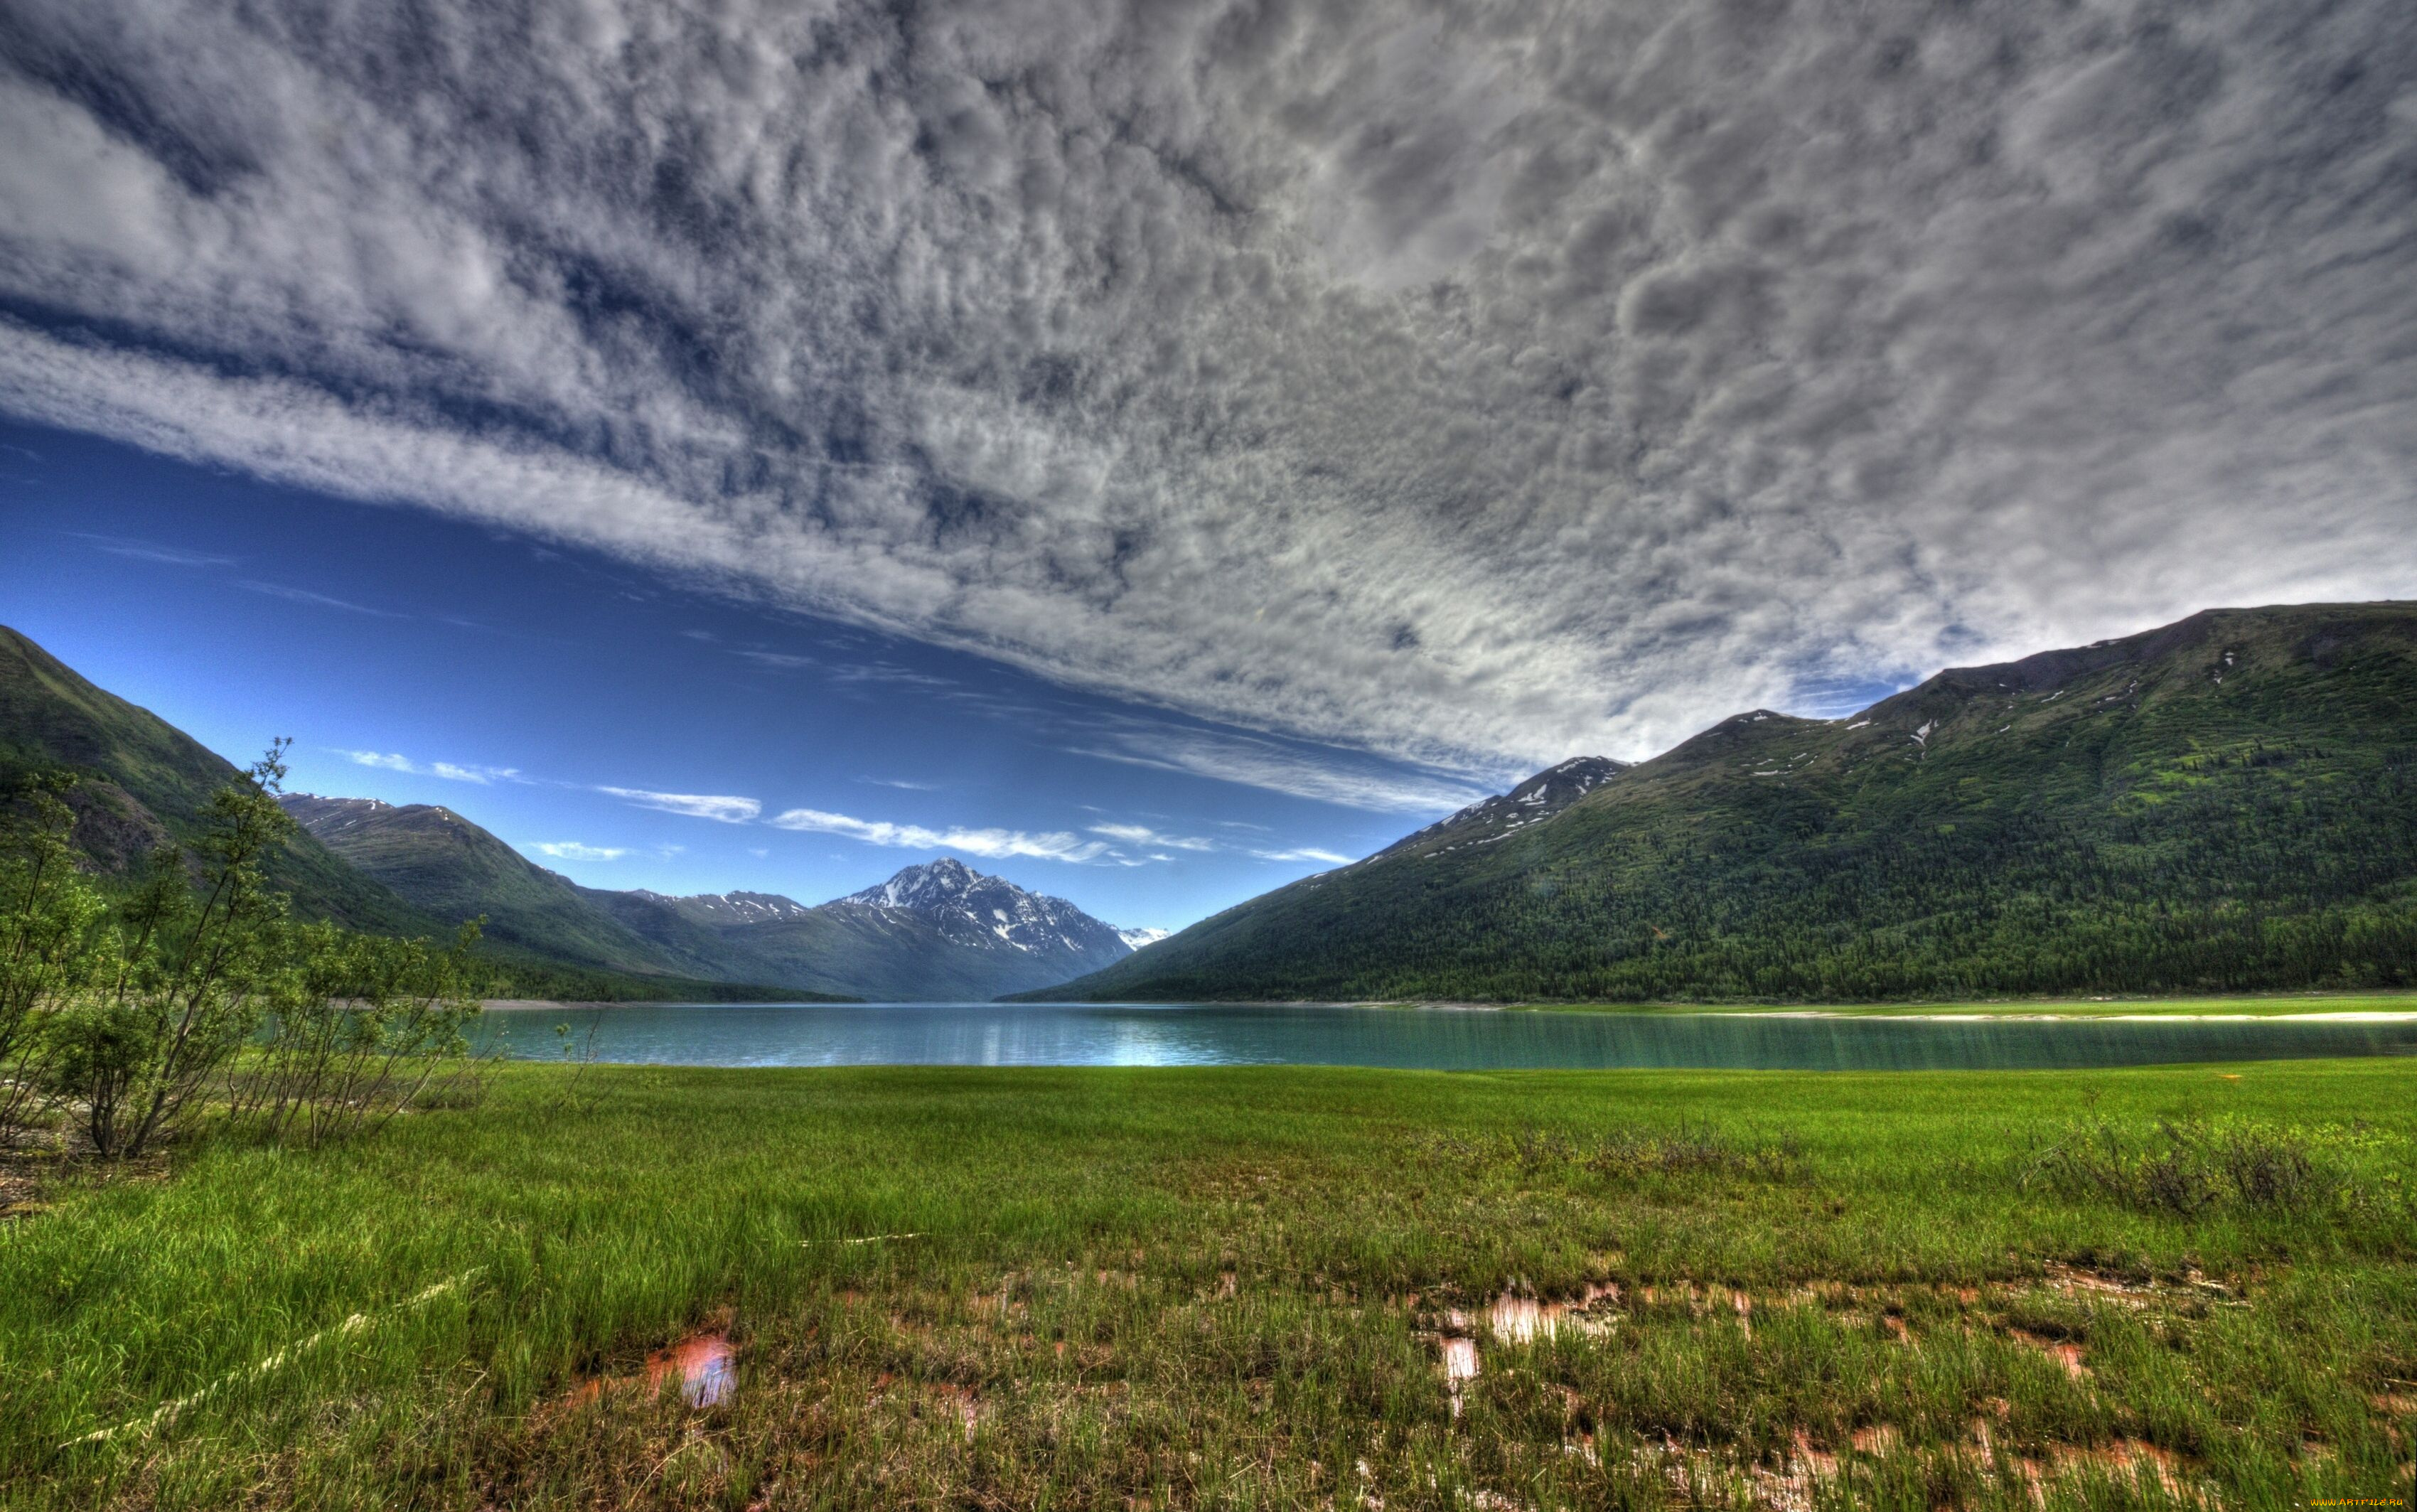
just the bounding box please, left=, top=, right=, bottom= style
left=1430, top=1287, right=1622, bottom=1413
left=648, top=1331, right=736, bottom=1406
left=1486, top=1285, right=1617, bottom=1344
left=2042, top=1262, right=2158, bottom=1307
left=1440, top=1336, right=1480, bottom=1381
left=567, top=1330, right=736, bottom=1412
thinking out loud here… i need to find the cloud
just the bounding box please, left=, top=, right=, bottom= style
left=862, top=777, right=939, bottom=790
left=338, top=749, right=518, bottom=783
left=1088, top=822, right=1215, bottom=852
left=238, top=581, right=403, bottom=618
left=530, top=841, right=626, bottom=862
left=1070, top=722, right=1490, bottom=813
left=597, top=787, right=761, bottom=824
left=68, top=531, right=234, bottom=567
left=768, top=807, right=1108, bottom=863
left=1253, top=847, right=1354, bottom=867
left=1, top=0, right=2411, bottom=777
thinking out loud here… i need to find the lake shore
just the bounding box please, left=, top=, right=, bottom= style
left=483, top=992, right=2417, bottom=1019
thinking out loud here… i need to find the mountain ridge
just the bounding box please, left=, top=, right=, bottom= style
left=279, top=798, right=1141, bottom=1001
left=1026, top=601, right=2417, bottom=1003
left=0, top=627, right=439, bottom=938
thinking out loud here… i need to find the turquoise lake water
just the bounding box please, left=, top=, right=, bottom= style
left=474, top=1001, right=2417, bottom=1071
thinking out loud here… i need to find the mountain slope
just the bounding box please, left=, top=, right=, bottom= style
left=1035, top=602, right=2417, bottom=1002
left=279, top=795, right=696, bottom=974
left=616, top=860, right=1140, bottom=1001
left=285, top=803, right=1137, bottom=999
left=0, top=625, right=438, bottom=935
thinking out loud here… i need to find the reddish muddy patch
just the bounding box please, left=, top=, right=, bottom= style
left=1789, top=1430, right=1840, bottom=1477
left=2007, top=1327, right=2089, bottom=1380
left=1850, top=1423, right=1899, bottom=1455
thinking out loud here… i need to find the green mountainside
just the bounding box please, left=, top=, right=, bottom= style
left=0, top=625, right=435, bottom=936
left=280, top=808, right=1137, bottom=1002
left=277, top=797, right=696, bottom=975
left=0, top=625, right=799, bottom=1002
left=1036, top=602, right=2417, bottom=1003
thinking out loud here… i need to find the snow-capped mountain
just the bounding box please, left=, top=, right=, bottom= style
left=835, top=858, right=1130, bottom=963
left=1372, top=756, right=1628, bottom=862
left=1117, top=926, right=1171, bottom=950
left=639, top=889, right=815, bottom=925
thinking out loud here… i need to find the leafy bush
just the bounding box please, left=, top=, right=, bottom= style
left=2022, top=1117, right=2384, bottom=1218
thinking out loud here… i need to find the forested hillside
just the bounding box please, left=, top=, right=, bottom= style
left=1, top=626, right=801, bottom=1002
left=1036, top=603, right=2417, bottom=1002
left=0, top=626, right=436, bottom=935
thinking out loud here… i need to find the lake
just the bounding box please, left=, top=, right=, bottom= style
left=475, top=1001, right=2417, bottom=1071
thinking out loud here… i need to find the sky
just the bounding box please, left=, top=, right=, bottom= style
left=3, top=0, right=2414, bottom=927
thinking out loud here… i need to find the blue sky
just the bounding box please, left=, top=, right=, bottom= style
left=1, top=420, right=1499, bottom=932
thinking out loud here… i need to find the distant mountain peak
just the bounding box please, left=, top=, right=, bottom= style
left=1118, top=926, right=1171, bottom=950
left=837, top=857, right=1129, bottom=961
left=840, top=857, right=986, bottom=910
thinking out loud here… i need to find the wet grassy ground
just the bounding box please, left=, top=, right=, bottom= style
left=5, top=1058, right=2414, bottom=1509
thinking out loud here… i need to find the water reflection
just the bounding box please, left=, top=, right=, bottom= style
left=474, top=1002, right=2417, bottom=1071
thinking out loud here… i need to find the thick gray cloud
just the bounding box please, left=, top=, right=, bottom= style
left=3, top=0, right=2413, bottom=775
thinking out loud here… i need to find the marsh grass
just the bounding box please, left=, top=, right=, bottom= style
left=4, top=1059, right=2414, bottom=1508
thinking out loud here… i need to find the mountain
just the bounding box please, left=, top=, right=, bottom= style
left=1373, top=756, right=1627, bottom=859
left=4, top=624, right=1140, bottom=1000
left=284, top=798, right=1142, bottom=1000
left=0, top=626, right=436, bottom=936
left=606, top=859, right=1140, bottom=1001
left=1030, top=602, right=2417, bottom=1003
left=839, top=857, right=1130, bottom=958
left=277, top=795, right=709, bottom=976
left=648, top=891, right=815, bottom=926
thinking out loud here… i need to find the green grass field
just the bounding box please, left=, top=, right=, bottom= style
left=5, top=1058, right=2415, bottom=1509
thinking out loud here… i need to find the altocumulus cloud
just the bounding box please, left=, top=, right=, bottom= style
left=3, top=1, right=2413, bottom=771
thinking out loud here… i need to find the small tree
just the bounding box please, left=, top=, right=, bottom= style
left=51, top=743, right=299, bottom=1159
left=0, top=781, right=106, bottom=1146
left=6, top=744, right=481, bottom=1161
left=227, top=921, right=483, bottom=1147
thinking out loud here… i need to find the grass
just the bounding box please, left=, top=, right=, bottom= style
left=4, top=1058, right=2415, bottom=1508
